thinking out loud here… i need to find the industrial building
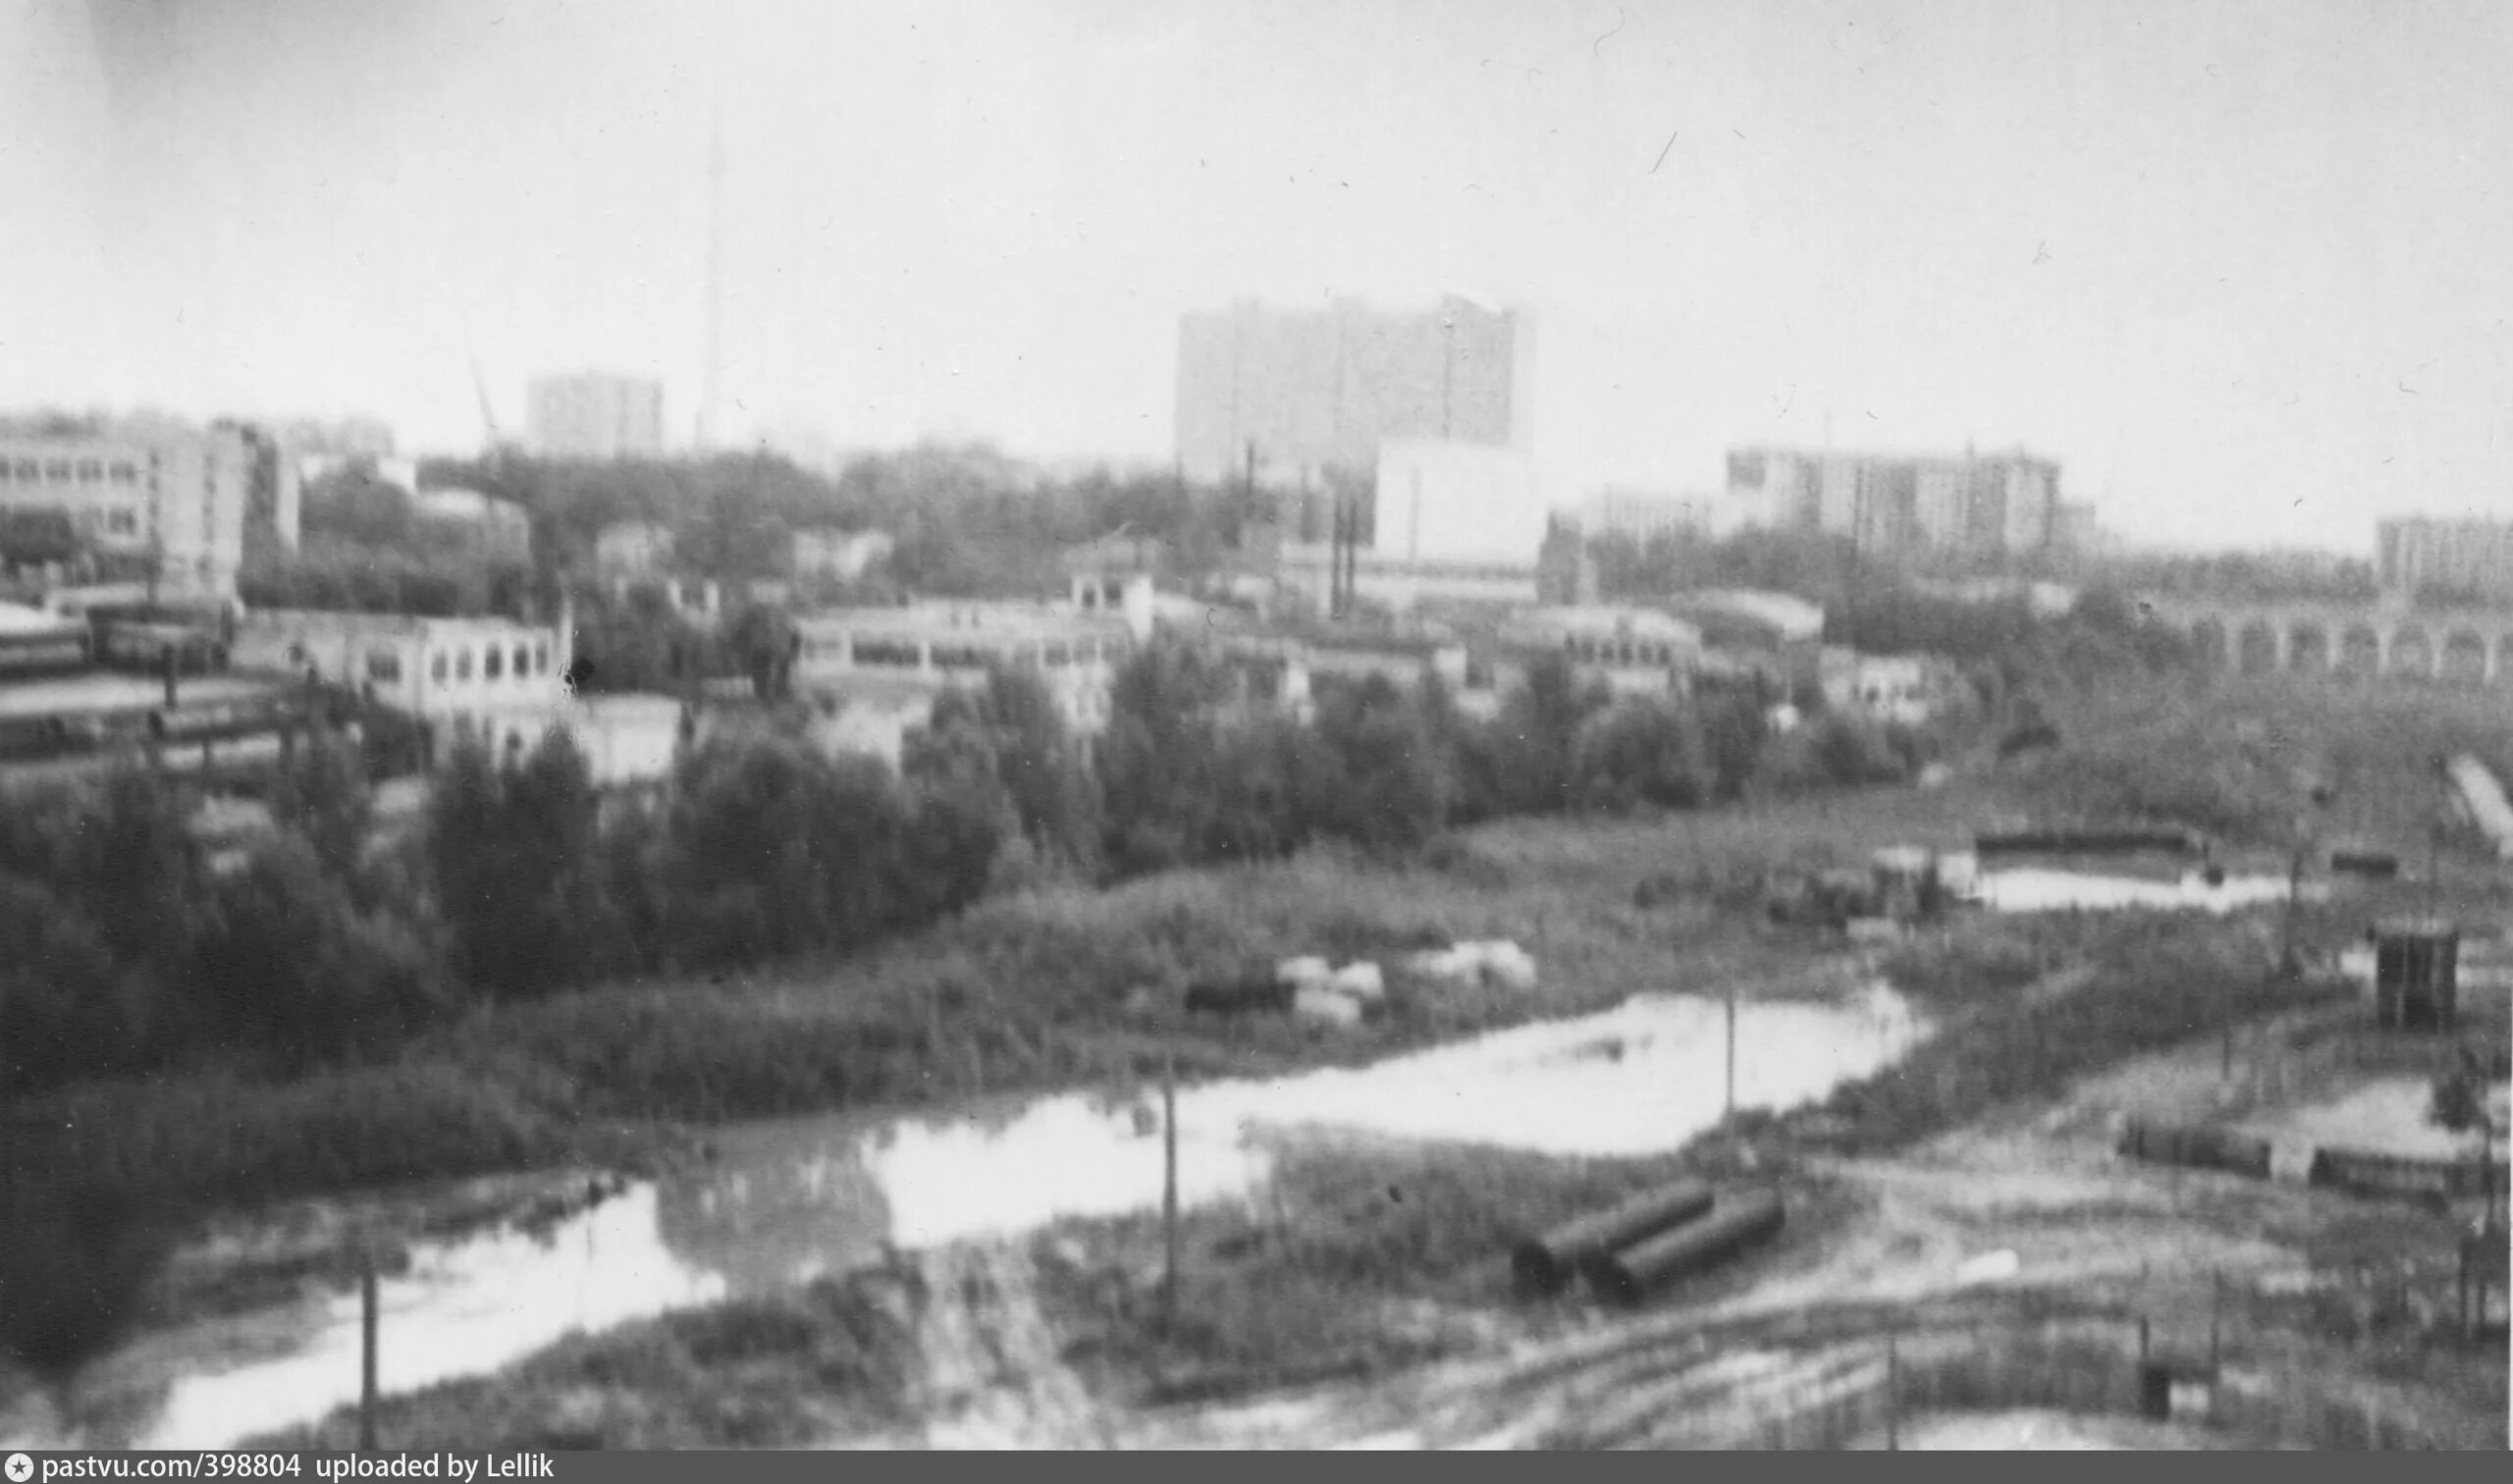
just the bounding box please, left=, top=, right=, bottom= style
left=0, top=417, right=292, bottom=601
left=2377, top=517, right=2513, bottom=606
left=1495, top=605, right=1706, bottom=700
left=789, top=581, right=1150, bottom=766
left=230, top=602, right=680, bottom=786
left=526, top=372, right=667, bottom=460
left=1725, top=445, right=2061, bottom=564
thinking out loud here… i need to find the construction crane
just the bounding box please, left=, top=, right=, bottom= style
left=469, top=353, right=505, bottom=457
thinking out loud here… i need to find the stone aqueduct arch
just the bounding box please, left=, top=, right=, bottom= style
left=2142, top=597, right=2513, bottom=688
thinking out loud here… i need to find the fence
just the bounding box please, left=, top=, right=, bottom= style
left=1552, top=1268, right=2505, bottom=1451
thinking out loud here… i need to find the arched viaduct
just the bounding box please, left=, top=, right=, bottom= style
left=2136, top=595, right=2513, bottom=687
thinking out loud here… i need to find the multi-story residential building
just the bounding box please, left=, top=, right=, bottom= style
left=1725, top=445, right=2062, bottom=564
left=0, top=418, right=266, bottom=598
left=526, top=373, right=667, bottom=460
left=2377, top=516, right=2513, bottom=605
left=1176, top=294, right=1530, bottom=488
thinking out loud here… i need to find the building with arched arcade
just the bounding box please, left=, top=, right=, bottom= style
left=2138, top=595, right=2513, bottom=686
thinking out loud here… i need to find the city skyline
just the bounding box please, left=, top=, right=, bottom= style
left=2, top=0, right=2508, bottom=556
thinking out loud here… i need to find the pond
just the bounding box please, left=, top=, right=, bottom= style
left=18, top=983, right=1928, bottom=1451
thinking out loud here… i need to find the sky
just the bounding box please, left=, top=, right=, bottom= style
left=1, top=0, right=2508, bottom=555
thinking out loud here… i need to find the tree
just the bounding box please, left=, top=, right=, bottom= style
left=1488, top=652, right=1608, bottom=816
left=426, top=731, right=622, bottom=996
left=1577, top=698, right=1714, bottom=812
left=269, top=726, right=375, bottom=893
left=1308, top=675, right=1450, bottom=850
left=197, top=835, right=445, bottom=1066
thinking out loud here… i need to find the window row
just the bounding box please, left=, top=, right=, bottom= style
left=422, top=639, right=555, bottom=685
left=0, top=458, right=141, bottom=486
left=1565, top=635, right=1684, bottom=668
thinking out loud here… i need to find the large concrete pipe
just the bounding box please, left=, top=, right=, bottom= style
left=1512, top=1180, right=1714, bottom=1298
left=1586, top=1189, right=1787, bottom=1308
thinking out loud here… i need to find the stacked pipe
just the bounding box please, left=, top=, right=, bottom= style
left=2115, top=1118, right=2274, bottom=1179
left=1511, top=1180, right=1713, bottom=1298
left=1587, top=1190, right=1788, bottom=1308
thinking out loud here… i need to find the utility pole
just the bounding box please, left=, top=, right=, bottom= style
left=1161, top=1053, right=1181, bottom=1336
left=1725, top=979, right=1738, bottom=1137
left=358, top=1240, right=381, bottom=1450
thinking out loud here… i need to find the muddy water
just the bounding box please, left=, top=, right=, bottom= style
left=23, top=984, right=1925, bottom=1451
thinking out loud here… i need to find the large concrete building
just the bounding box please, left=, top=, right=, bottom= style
left=0, top=418, right=287, bottom=600
left=2377, top=516, right=2513, bottom=605
left=1175, top=294, right=1529, bottom=488
left=527, top=373, right=667, bottom=460
left=1725, top=446, right=2061, bottom=564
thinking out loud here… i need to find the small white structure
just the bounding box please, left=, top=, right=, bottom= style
left=1275, top=956, right=1334, bottom=988
left=1325, top=961, right=1386, bottom=1003
left=792, top=528, right=894, bottom=583
left=1293, top=985, right=1364, bottom=1029
left=1403, top=939, right=1538, bottom=992
left=1819, top=649, right=1944, bottom=727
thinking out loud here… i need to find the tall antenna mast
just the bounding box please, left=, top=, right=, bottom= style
left=698, top=98, right=727, bottom=451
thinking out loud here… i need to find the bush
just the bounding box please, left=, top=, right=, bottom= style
left=198, top=835, right=451, bottom=1067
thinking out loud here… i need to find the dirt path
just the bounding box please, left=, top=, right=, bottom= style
left=838, top=1242, right=1115, bottom=1450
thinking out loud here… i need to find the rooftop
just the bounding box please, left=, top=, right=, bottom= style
left=0, top=670, right=293, bottom=721
left=797, top=602, right=1130, bottom=645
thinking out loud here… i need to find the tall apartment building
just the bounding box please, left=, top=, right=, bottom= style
left=526, top=373, right=667, bottom=460
left=1176, top=295, right=1528, bottom=488
left=2377, top=516, right=2513, bottom=604
left=1725, top=445, right=2060, bottom=564
left=0, top=417, right=277, bottom=598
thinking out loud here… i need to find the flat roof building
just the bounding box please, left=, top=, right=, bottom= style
left=0, top=417, right=279, bottom=599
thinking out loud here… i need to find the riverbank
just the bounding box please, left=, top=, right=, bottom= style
left=239, top=891, right=2475, bottom=1451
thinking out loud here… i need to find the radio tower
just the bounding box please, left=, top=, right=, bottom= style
left=697, top=100, right=727, bottom=451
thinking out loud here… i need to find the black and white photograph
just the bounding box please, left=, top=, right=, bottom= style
left=0, top=0, right=2507, bottom=1454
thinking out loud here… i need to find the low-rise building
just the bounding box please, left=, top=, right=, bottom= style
left=791, top=599, right=1141, bottom=756
left=1496, top=605, right=1705, bottom=700
left=1660, top=588, right=1828, bottom=700
left=231, top=603, right=689, bottom=783
left=1818, top=648, right=1961, bottom=728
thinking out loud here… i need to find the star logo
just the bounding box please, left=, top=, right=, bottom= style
left=6, top=1453, right=34, bottom=1482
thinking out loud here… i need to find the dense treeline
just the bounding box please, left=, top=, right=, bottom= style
left=416, top=443, right=1269, bottom=599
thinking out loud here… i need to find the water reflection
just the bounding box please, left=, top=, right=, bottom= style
left=1972, top=868, right=2321, bottom=915
left=80, top=984, right=1924, bottom=1450
left=135, top=1188, right=725, bottom=1450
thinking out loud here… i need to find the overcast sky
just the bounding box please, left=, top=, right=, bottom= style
left=3, top=0, right=2507, bottom=553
